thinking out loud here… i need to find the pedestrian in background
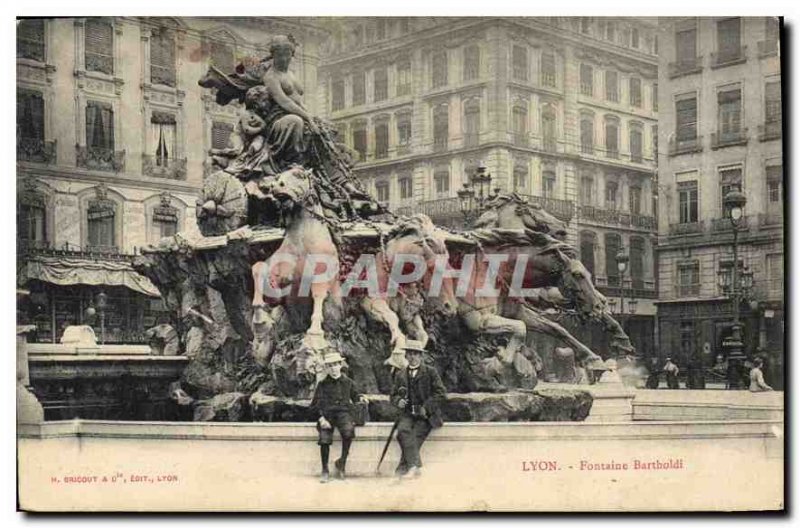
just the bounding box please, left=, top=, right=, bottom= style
left=663, top=357, right=680, bottom=389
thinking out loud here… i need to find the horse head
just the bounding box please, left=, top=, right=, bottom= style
left=385, top=214, right=457, bottom=317
left=559, top=257, right=607, bottom=316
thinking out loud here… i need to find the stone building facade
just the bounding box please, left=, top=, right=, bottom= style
left=16, top=16, right=326, bottom=343
left=316, top=17, right=660, bottom=357
left=655, top=17, right=783, bottom=382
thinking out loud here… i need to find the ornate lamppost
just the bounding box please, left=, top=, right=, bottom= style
left=716, top=190, right=752, bottom=389
left=615, top=249, right=629, bottom=315
left=458, top=162, right=496, bottom=227
left=96, top=291, right=108, bottom=346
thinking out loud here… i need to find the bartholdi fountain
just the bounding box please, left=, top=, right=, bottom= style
left=133, top=35, right=635, bottom=422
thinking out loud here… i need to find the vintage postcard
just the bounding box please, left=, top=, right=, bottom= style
left=16, top=15, right=784, bottom=512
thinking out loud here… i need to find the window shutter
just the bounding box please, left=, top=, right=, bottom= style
left=85, top=18, right=114, bottom=74
left=17, top=19, right=45, bottom=61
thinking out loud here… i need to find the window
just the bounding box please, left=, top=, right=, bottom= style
left=152, top=195, right=178, bottom=242
left=580, top=231, right=596, bottom=279
left=374, top=67, right=388, bottom=102
left=432, top=51, right=448, bottom=88
left=464, top=45, right=480, bottom=81
left=541, top=52, right=556, bottom=87
left=86, top=101, right=114, bottom=151
left=542, top=169, right=556, bottom=198
left=17, top=90, right=44, bottom=143
left=210, top=40, right=234, bottom=74
left=541, top=106, right=556, bottom=152
left=652, top=124, right=658, bottom=162
left=678, top=261, right=700, bottom=296
left=629, top=125, right=643, bottom=162
left=605, top=117, right=618, bottom=158
left=679, top=322, right=695, bottom=359
left=580, top=64, right=593, bottom=96
left=352, top=123, right=367, bottom=161
left=676, top=96, right=698, bottom=142
left=675, top=26, right=697, bottom=64
left=629, top=185, right=642, bottom=215
left=631, top=27, right=639, bottom=48
left=374, top=120, right=389, bottom=159
left=211, top=121, right=233, bottom=150
left=605, top=181, right=618, bottom=210
left=331, top=78, right=345, bottom=111
left=652, top=83, right=658, bottom=111
left=150, top=111, right=176, bottom=166
left=678, top=181, right=698, bottom=223
left=18, top=192, right=46, bottom=247
left=605, top=70, right=618, bottom=102
left=719, top=166, right=742, bottom=217
left=765, top=81, right=781, bottom=124
left=766, top=253, right=783, bottom=296
left=434, top=167, right=450, bottom=196
left=630, top=236, right=644, bottom=289
left=513, top=163, right=528, bottom=190
left=87, top=197, right=116, bottom=250
left=629, top=77, right=642, bottom=107
left=17, top=18, right=45, bottom=61
left=512, top=45, right=528, bottom=81
left=580, top=115, right=594, bottom=154
left=606, top=22, right=616, bottom=42
left=717, top=18, right=742, bottom=61
left=85, top=18, right=114, bottom=74
left=376, top=181, right=390, bottom=202
left=512, top=104, right=528, bottom=146
left=767, top=164, right=782, bottom=203
left=718, top=88, right=742, bottom=137
left=580, top=174, right=594, bottom=205
left=397, top=115, right=412, bottom=149
left=399, top=176, right=413, bottom=200
left=464, top=99, right=480, bottom=147
left=605, top=233, right=621, bottom=286
left=352, top=71, right=366, bottom=106
left=433, top=104, right=449, bottom=151
left=150, top=28, right=176, bottom=87
left=396, top=58, right=412, bottom=96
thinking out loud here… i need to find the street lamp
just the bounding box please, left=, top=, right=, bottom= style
left=458, top=162, right=496, bottom=226
left=96, top=291, right=108, bottom=346
left=720, top=190, right=748, bottom=389
left=615, top=249, right=629, bottom=315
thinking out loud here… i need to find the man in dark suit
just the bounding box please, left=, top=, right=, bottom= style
left=390, top=340, right=447, bottom=478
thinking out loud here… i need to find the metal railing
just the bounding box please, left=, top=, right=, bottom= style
left=668, top=222, right=702, bottom=236
left=711, top=45, right=747, bottom=68
left=17, top=138, right=56, bottom=164
left=711, top=128, right=748, bottom=149
left=668, top=135, right=703, bottom=157
left=19, top=242, right=137, bottom=262
left=517, top=194, right=575, bottom=222
left=142, top=155, right=187, bottom=180
left=76, top=145, right=125, bottom=172
left=758, top=121, right=782, bottom=141
left=579, top=205, right=656, bottom=230
left=758, top=213, right=783, bottom=228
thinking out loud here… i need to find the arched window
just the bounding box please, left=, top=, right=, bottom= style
left=463, top=45, right=480, bottom=81
left=580, top=64, right=593, bottom=96
left=374, top=117, right=389, bottom=159
left=540, top=51, right=556, bottom=87
left=432, top=50, right=448, bottom=88
left=630, top=236, right=645, bottom=290
left=629, top=122, right=643, bottom=162
left=513, top=161, right=528, bottom=190
left=351, top=121, right=367, bottom=161
left=604, top=116, right=619, bottom=158
left=87, top=193, right=117, bottom=251
left=512, top=104, right=528, bottom=146
left=580, top=114, right=594, bottom=154
left=542, top=165, right=556, bottom=198
left=434, top=164, right=450, bottom=196
left=373, top=66, right=388, bottom=102
left=18, top=186, right=47, bottom=250
left=580, top=231, right=597, bottom=280
left=541, top=105, right=556, bottom=152
left=605, top=233, right=621, bottom=287
left=433, top=104, right=449, bottom=152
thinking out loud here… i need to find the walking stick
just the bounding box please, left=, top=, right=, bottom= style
left=376, top=387, right=406, bottom=475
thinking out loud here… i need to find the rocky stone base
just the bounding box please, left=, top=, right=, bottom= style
left=241, top=389, right=593, bottom=423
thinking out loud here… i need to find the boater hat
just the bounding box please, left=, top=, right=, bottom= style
left=402, top=340, right=426, bottom=353
left=323, top=352, right=345, bottom=364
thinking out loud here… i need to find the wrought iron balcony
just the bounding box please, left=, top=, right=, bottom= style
left=758, top=39, right=779, bottom=58
left=631, top=213, right=657, bottom=229
left=677, top=283, right=701, bottom=297
left=518, top=194, right=575, bottom=222
left=711, top=128, right=748, bottom=149
left=17, top=138, right=56, bottom=164
left=668, top=56, right=703, bottom=78
left=758, top=212, right=783, bottom=228
left=397, top=143, right=412, bottom=156
left=540, top=72, right=556, bottom=88
left=604, top=147, right=619, bottom=159
left=19, top=242, right=136, bottom=263
left=142, top=155, right=187, bottom=180
left=668, top=221, right=702, bottom=236
left=711, top=215, right=750, bottom=232
left=711, top=45, right=747, bottom=68
left=542, top=137, right=558, bottom=153
left=578, top=205, right=655, bottom=230
left=758, top=121, right=782, bottom=142
left=76, top=145, right=125, bottom=172
left=668, top=135, right=703, bottom=157
left=433, top=137, right=448, bottom=153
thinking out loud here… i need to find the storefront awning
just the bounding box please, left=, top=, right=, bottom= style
left=20, top=256, right=161, bottom=297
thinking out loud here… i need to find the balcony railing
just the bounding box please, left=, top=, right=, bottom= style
left=668, top=222, right=702, bottom=236
left=668, top=56, right=703, bottom=78
left=711, top=215, right=750, bottom=232
left=711, top=45, right=747, bottom=68
left=397, top=143, right=412, bottom=156
left=17, top=138, right=56, bottom=164
left=578, top=205, right=655, bottom=230
left=758, top=121, right=782, bottom=141
left=758, top=212, right=783, bottom=228
left=605, top=147, right=619, bottom=159
left=668, top=135, right=703, bottom=157
left=677, top=283, right=701, bottom=297
left=598, top=285, right=658, bottom=299
left=758, top=39, right=779, bottom=58
left=142, top=155, right=187, bottom=180
left=19, top=243, right=137, bottom=262
left=518, top=194, right=575, bottom=222
left=433, top=137, right=448, bottom=153
left=542, top=137, right=557, bottom=153
left=711, top=128, right=748, bottom=149
left=76, top=145, right=125, bottom=172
